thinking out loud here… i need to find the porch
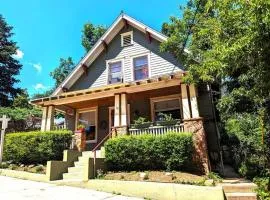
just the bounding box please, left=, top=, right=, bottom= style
left=34, top=75, right=198, bottom=139
left=31, top=73, right=210, bottom=172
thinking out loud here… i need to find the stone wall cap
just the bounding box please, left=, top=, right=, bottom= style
left=183, top=117, right=203, bottom=122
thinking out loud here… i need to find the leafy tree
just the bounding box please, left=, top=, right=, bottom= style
left=50, top=57, right=75, bottom=88
left=81, top=23, right=106, bottom=52
left=31, top=88, right=54, bottom=99
left=13, top=89, right=32, bottom=109
left=161, top=0, right=270, bottom=115
left=0, top=14, right=22, bottom=106
left=161, top=0, right=270, bottom=189
left=0, top=89, right=42, bottom=132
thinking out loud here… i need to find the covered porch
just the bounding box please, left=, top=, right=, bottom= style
left=32, top=73, right=199, bottom=137
left=31, top=73, right=209, bottom=172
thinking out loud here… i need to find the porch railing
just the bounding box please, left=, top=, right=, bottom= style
left=53, top=124, right=66, bottom=130
left=129, top=124, right=184, bottom=136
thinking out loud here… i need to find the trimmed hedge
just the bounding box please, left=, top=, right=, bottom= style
left=105, top=132, right=194, bottom=171
left=3, top=130, right=72, bottom=164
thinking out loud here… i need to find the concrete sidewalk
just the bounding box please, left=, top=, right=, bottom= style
left=0, top=176, right=142, bottom=200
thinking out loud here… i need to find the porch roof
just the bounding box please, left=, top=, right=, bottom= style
left=31, top=72, right=184, bottom=107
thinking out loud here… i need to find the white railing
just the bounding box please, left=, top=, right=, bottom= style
left=129, top=124, right=184, bottom=136
left=70, top=134, right=76, bottom=149
left=53, top=124, right=66, bottom=130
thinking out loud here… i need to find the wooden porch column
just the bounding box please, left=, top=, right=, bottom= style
left=45, top=105, right=55, bottom=131
left=189, top=84, right=199, bottom=118
left=181, top=84, right=191, bottom=119
left=120, top=93, right=127, bottom=126
left=114, top=94, right=120, bottom=127
left=41, top=107, right=48, bottom=132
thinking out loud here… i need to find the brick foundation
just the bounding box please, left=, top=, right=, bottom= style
left=74, top=129, right=86, bottom=152
left=184, top=118, right=210, bottom=174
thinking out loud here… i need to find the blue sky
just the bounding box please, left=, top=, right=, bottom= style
left=1, top=0, right=186, bottom=96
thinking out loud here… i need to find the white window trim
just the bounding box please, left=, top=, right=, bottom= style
left=121, top=31, right=133, bottom=47
left=75, top=107, right=98, bottom=144
left=131, top=52, right=151, bottom=81
left=150, top=94, right=183, bottom=122
left=106, top=58, right=125, bottom=85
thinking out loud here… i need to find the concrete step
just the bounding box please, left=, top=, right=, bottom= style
left=82, top=150, right=104, bottom=158
left=78, top=156, right=91, bottom=162
left=68, top=166, right=84, bottom=173
left=82, top=151, right=94, bottom=157
left=220, top=183, right=257, bottom=193
left=74, top=161, right=87, bottom=167
left=63, top=172, right=83, bottom=180
left=225, top=192, right=257, bottom=200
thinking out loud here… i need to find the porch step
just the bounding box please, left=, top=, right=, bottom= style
left=225, top=193, right=257, bottom=200
left=61, top=148, right=105, bottom=181
left=78, top=156, right=91, bottom=163
left=220, top=183, right=257, bottom=193
left=82, top=149, right=105, bottom=158
left=63, top=171, right=83, bottom=180
left=74, top=161, right=87, bottom=167
left=219, top=179, right=257, bottom=200
left=82, top=151, right=94, bottom=157
left=68, top=166, right=84, bottom=173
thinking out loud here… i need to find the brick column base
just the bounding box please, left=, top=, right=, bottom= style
left=184, top=118, right=210, bottom=174
left=74, top=129, right=86, bottom=152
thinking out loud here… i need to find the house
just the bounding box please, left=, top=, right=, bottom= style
left=31, top=13, right=221, bottom=174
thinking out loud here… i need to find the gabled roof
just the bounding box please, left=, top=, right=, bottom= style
left=52, top=13, right=175, bottom=96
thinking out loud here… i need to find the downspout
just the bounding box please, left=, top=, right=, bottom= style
left=207, top=83, right=224, bottom=175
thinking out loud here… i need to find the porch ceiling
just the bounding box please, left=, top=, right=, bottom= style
left=31, top=72, right=184, bottom=107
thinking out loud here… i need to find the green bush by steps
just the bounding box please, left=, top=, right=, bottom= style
left=3, top=130, right=72, bottom=164
left=105, top=132, right=194, bottom=171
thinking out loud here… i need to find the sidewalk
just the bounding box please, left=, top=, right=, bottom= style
left=0, top=176, right=142, bottom=200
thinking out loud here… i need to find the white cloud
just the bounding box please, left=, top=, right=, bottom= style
left=13, top=49, right=24, bottom=59
left=28, top=62, right=42, bottom=73
left=33, top=83, right=47, bottom=90
left=33, top=63, right=42, bottom=73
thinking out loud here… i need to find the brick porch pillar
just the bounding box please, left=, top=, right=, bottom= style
left=74, top=129, right=86, bottom=152
left=184, top=118, right=210, bottom=174
left=181, top=84, right=210, bottom=174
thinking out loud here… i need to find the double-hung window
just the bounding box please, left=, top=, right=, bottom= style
left=108, top=61, right=122, bottom=84
left=133, top=55, right=149, bottom=81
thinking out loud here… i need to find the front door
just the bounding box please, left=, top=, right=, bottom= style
left=109, top=105, right=130, bottom=131
left=109, top=107, right=114, bottom=131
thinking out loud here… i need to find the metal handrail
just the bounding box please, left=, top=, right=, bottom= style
left=91, top=127, right=116, bottom=177
left=92, top=127, right=116, bottom=153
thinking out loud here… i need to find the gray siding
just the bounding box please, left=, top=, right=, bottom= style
left=70, top=27, right=183, bottom=91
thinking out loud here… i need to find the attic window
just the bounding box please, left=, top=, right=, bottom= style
left=121, top=31, right=133, bottom=47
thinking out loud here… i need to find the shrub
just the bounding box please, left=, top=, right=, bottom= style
left=224, top=113, right=267, bottom=178
left=254, top=177, right=270, bottom=200
left=104, top=132, right=193, bottom=171
left=3, top=130, right=72, bottom=164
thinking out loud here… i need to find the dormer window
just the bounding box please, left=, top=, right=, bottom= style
left=121, top=31, right=133, bottom=47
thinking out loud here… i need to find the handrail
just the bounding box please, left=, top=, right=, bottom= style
left=92, top=127, right=116, bottom=153
left=92, top=127, right=116, bottom=177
